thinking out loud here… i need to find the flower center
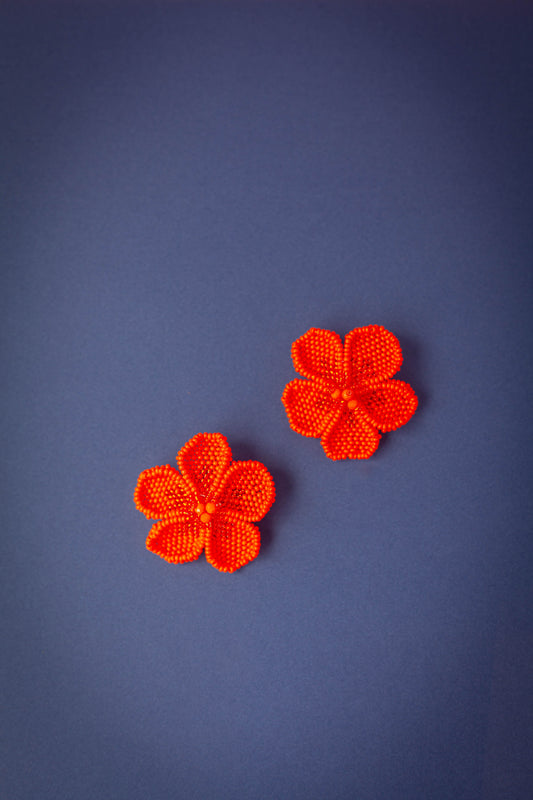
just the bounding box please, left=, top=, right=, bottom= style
left=195, top=501, right=216, bottom=525
left=332, top=387, right=358, bottom=410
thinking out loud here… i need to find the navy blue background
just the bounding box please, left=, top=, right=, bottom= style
left=2, top=2, right=532, bottom=798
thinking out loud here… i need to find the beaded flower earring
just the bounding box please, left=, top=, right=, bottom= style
left=282, top=325, right=418, bottom=460
left=134, top=432, right=275, bottom=572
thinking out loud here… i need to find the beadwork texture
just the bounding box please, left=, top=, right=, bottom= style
left=281, top=325, right=418, bottom=460
left=134, top=433, right=275, bottom=572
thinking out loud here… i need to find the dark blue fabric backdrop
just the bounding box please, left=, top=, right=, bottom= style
left=2, top=2, right=532, bottom=799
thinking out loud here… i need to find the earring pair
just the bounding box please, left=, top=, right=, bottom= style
left=134, top=324, right=418, bottom=573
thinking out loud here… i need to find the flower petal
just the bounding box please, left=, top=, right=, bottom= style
left=344, top=325, right=403, bottom=387
left=358, top=380, right=418, bottom=432
left=321, top=405, right=380, bottom=460
left=281, top=378, right=339, bottom=437
left=205, top=514, right=261, bottom=573
left=217, top=461, right=275, bottom=522
left=177, top=432, right=232, bottom=498
left=291, top=328, right=344, bottom=386
left=146, top=516, right=205, bottom=563
left=134, top=465, right=195, bottom=519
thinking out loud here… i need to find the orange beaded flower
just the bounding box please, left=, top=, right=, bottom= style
left=282, top=325, right=418, bottom=460
left=134, top=433, right=275, bottom=572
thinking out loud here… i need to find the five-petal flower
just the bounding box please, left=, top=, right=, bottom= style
left=281, top=325, right=418, bottom=460
left=134, top=433, right=275, bottom=572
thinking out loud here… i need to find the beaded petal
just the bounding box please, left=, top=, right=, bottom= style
left=282, top=325, right=418, bottom=460
left=134, top=433, right=275, bottom=572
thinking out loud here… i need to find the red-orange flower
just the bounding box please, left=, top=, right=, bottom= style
left=282, top=325, right=418, bottom=460
left=134, top=433, right=275, bottom=572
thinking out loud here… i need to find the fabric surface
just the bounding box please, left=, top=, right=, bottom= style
left=2, top=3, right=532, bottom=799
